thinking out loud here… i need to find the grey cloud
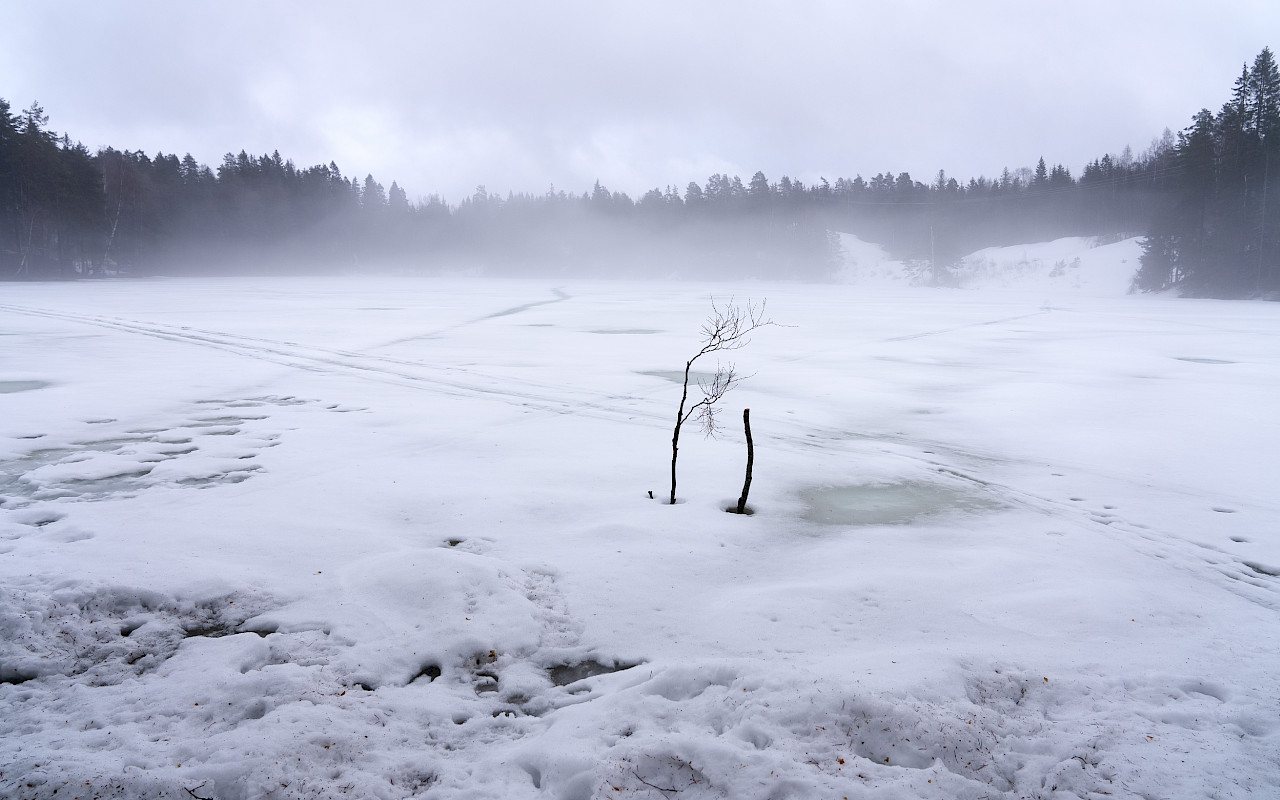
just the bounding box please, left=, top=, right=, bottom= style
left=3, top=1, right=1276, bottom=201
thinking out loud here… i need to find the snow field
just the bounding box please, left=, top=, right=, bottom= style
left=1, top=261, right=1278, bottom=798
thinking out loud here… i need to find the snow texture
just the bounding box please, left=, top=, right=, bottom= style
left=1, top=245, right=1277, bottom=799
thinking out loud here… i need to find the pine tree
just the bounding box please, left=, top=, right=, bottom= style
left=0, top=98, right=17, bottom=271
left=388, top=181, right=409, bottom=214
left=1032, top=157, right=1049, bottom=190
left=747, top=171, right=771, bottom=206
left=1247, top=47, right=1279, bottom=139
left=1248, top=48, right=1279, bottom=291
left=362, top=175, right=386, bottom=208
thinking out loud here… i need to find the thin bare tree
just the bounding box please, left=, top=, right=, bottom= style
left=668, top=298, right=772, bottom=505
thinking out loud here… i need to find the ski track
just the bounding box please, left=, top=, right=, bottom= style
left=881, top=309, right=1051, bottom=342
left=370, top=287, right=572, bottom=348
left=0, top=298, right=642, bottom=425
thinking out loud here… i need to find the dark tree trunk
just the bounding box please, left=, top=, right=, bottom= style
left=669, top=360, right=693, bottom=504
left=736, top=408, right=753, bottom=514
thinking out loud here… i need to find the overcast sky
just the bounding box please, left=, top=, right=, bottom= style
left=4, top=2, right=1276, bottom=203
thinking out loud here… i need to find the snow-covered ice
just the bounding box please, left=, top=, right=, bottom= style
left=1, top=252, right=1277, bottom=798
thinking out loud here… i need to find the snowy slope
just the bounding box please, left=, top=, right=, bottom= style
left=955, top=236, right=1143, bottom=295
left=835, top=233, right=1144, bottom=297
left=832, top=233, right=906, bottom=286
left=1, top=278, right=1277, bottom=799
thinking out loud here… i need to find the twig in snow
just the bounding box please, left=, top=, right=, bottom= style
left=632, top=771, right=680, bottom=793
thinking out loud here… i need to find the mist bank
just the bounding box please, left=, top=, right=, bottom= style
left=2, top=46, right=1276, bottom=295
left=0, top=132, right=1162, bottom=283
left=0, top=100, right=1160, bottom=284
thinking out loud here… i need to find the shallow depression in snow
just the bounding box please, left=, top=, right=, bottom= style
left=637, top=369, right=718, bottom=384
left=0, top=380, right=51, bottom=394
left=800, top=481, right=1004, bottom=526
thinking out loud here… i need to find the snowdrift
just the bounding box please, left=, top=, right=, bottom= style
left=835, top=233, right=1144, bottom=296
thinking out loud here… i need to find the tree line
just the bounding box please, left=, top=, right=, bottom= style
left=3, top=52, right=1273, bottom=293
left=1135, top=47, right=1280, bottom=297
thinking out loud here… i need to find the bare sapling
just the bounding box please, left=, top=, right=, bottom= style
left=668, top=298, right=772, bottom=505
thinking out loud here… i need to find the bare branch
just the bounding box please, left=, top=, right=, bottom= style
left=696, top=401, right=722, bottom=438
left=695, top=297, right=773, bottom=358
left=669, top=298, right=775, bottom=504
left=693, top=362, right=739, bottom=437
left=632, top=771, right=680, bottom=794
left=184, top=783, right=214, bottom=800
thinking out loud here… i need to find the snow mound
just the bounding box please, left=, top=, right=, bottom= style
left=954, top=236, right=1143, bottom=295
left=833, top=232, right=1144, bottom=296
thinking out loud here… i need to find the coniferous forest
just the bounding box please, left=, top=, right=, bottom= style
left=1134, top=47, right=1280, bottom=297
left=1, top=47, right=1276, bottom=297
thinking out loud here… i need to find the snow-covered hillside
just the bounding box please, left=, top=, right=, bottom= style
left=835, top=233, right=1144, bottom=296
left=1, top=278, right=1276, bottom=799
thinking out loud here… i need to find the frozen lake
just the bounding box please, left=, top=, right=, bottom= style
left=1, top=275, right=1277, bottom=798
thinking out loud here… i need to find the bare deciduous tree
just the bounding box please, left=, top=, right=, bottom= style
left=668, top=298, right=772, bottom=505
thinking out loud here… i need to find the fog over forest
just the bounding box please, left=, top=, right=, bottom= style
left=2, top=47, right=1278, bottom=297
